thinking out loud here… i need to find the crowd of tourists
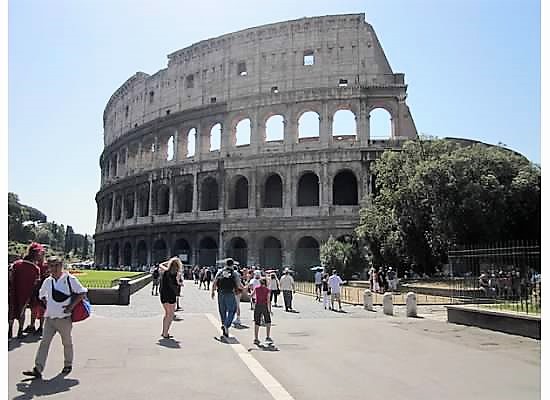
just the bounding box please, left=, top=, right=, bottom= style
left=479, top=268, right=541, bottom=299
left=8, top=242, right=89, bottom=379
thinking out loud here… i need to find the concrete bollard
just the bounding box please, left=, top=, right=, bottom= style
left=383, top=292, right=393, bottom=315
left=363, top=289, right=373, bottom=311
left=406, top=292, right=417, bottom=317
left=118, top=278, right=131, bottom=305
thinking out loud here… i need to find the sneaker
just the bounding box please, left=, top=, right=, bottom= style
left=234, top=318, right=241, bottom=325
left=265, top=337, right=273, bottom=344
left=253, top=339, right=261, bottom=345
left=23, top=326, right=35, bottom=334
left=221, top=325, right=228, bottom=337
left=22, top=367, right=42, bottom=379
left=61, top=366, right=72, bottom=375
left=35, top=327, right=43, bottom=336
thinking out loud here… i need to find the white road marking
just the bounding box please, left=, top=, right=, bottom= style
left=205, top=313, right=295, bottom=400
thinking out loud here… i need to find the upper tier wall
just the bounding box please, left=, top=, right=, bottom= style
left=102, top=13, right=398, bottom=146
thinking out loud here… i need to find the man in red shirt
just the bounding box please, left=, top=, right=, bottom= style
left=252, top=278, right=273, bottom=345
left=10, top=243, right=42, bottom=338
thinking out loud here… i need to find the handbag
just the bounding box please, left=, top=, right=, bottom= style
left=67, top=276, right=91, bottom=322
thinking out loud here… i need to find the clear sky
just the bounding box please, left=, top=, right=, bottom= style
left=8, top=0, right=541, bottom=236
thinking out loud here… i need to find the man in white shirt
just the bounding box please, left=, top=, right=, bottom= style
left=279, top=269, right=295, bottom=312
left=314, top=269, right=322, bottom=301
left=23, top=257, right=87, bottom=379
left=328, top=270, right=345, bottom=312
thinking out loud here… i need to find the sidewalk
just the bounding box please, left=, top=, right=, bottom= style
left=8, top=281, right=541, bottom=400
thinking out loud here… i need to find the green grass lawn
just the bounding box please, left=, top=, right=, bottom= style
left=481, top=302, right=541, bottom=315
left=72, top=270, right=144, bottom=288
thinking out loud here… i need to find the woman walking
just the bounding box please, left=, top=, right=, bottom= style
left=269, top=273, right=280, bottom=307
left=159, top=257, right=182, bottom=339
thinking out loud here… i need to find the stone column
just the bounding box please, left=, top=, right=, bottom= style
left=250, top=108, right=261, bottom=154
left=358, top=101, right=370, bottom=145
left=320, top=161, right=329, bottom=215
left=320, top=102, right=331, bottom=147
left=147, top=236, right=152, bottom=266
left=192, top=173, right=199, bottom=216
left=169, top=178, right=175, bottom=220
left=173, top=129, right=179, bottom=162
left=153, top=135, right=160, bottom=168
left=137, top=141, right=143, bottom=170
left=284, top=116, right=296, bottom=152
left=284, top=165, right=292, bottom=217
left=218, top=230, right=224, bottom=261
left=110, top=194, right=116, bottom=227
left=133, top=190, right=138, bottom=222
left=120, top=192, right=125, bottom=225
left=148, top=179, right=154, bottom=218
left=249, top=170, right=257, bottom=217
left=195, top=123, right=203, bottom=162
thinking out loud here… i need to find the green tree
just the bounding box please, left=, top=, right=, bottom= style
left=320, top=236, right=353, bottom=275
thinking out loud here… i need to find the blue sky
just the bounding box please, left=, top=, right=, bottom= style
left=8, top=0, right=541, bottom=235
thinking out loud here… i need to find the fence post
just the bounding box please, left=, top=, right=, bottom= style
left=364, top=289, right=373, bottom=311
left=383, top=292, right=393, bottom=315
left=406, top=292, right=417, bottom=317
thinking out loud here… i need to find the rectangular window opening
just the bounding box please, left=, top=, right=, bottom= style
left=186, top=75, right=194, bottom=88
left=338, top=79, right=348, bottom=87
left=303, top=51, right=314, bottom=66
left=271, top=86, right=279, bottom=94
left=237, top=61, right=247, bottom=76
left=166, top=110, right=171, bottom=115
left=210, top=97, right=217, bottom=103
left=149, top=91, right=155, bottom=103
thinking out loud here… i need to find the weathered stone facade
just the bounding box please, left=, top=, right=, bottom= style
left=94, top=14, right=417, bottom=275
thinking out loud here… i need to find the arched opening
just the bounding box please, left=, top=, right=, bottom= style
left=260, top=237, right=282, bottom=268
left=333, top=170, right=358, bottom=205
left=210, top=123, right=221, bottom=151
left=235, top=118, right=251, bottom=146
left=231, top=176, right=248, bottom=209
left=200, top=177, right=218, bottom=211
left=123, top=242, right=132, bottom=267
left=112, top=243, right=120, bottom=268
left=137, top=241, right=147, bottom=266
left=369, top=108, right=392, bottom=139
left=295, top=237, right=320, bottom=278
left=103, top=245, right=110, bottom=266
left=114, top=197, right=122, bottom=221
left=152, top=239, right=167, bottom=264
left=187, top=128, right=196, bottom=157
left=298, top=111, right=320, bottom=138
left=173, top=238, right=191, bottom=264
left=138, top=187, right=149, bottom=217
left=176, top=183, right=193, bottom=213
left=227, top=237, right=247, bottom=266
left=199, top=237, right=217, bottom=266
left=265, top=115, right=284, bottom=142
left=155, top=185, right=170, bottom=215
left=263, top=174, right=283, bottom=208
left=332, top=109, right=356, bottom=138
left=124, top=193, right=134, bottom=219
left=297, top=172, right=319, bottom=206
left=166, top=136, right=174, bottom=161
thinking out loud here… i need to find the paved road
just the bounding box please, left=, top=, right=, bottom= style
left=8, top=281, right=540, bottom=399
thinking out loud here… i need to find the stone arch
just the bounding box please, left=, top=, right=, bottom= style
left=227, top=237, right=248, bottom=266
left=187, top=128, right=196, bottom=157
left=295, top=236, right=320, bottom=277
left=137, top=187, right=149, bottom=217
left=123, top=242, right=132, bottom=267
left=114, top=196, right=122, bottom=221
left=173, top=238, right=191, bottom=264
left=176, top=183, right=193, bottom=213
left=200, top=177, right=219, bottom=211
left=260, top=236, right=282, bottom=268
left=198, top=237, right=218, bottom=266
left=155, top=184, right=170, bottom=215
left=152, top=239, right=167, bottom=264
left=263, top=173, right=283, bottom=208
left=298, top=111, right=320, bottom=138
left=166, top=135, right=175, bottom=161
left=265, top=114, right=284, bottom=142
left=332, top=109, right=357, bottom=137
left=297, top=171, right=319, bottom=206
left=210, top=123, right=222, bottom=151
left=235, top=118, right=251, bottom=146
left=230, top=175, right=249, bottom=209
left=137, top=240, right=147, bottom=266
left=369, top=107, right=393, bottom=139
left=333, top=170, right=358, bottom=205
left=112, top=242, right=120, bottom=268
left=124, top=193, right=134, bottom=219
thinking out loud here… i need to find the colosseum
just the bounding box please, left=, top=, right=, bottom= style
left=94, top=13, right=418, bottom=276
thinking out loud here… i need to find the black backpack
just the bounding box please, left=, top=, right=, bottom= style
left=152, top=269, right=160, bottom=279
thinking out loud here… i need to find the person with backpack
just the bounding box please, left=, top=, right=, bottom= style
left=211, top=259, right=243, bottom=339
left=22, top=257, right=88, bottom=379
left=151, top=265, right=161, bottom=296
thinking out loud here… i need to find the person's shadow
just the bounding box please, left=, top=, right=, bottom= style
left=9, top=335, right=41, bottom=352
left=15, top=374, right=79, bottom=400
left=157, top=338, right=181, bottom=349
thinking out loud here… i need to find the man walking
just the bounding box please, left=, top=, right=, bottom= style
left=253, top=278, right=273, bottom=345
left=279, top=268, right=295, bottom=312
left=314, top=269, right=322, bottom=301
left=211, top=259, right=243, bottom=339
left=22, top=257, right=88, bottom=379
left=328, top=269, right=346, bottom=312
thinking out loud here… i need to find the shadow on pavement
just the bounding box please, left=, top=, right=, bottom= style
left=213, top=336, right=240, bottom=345
left=14, top=374, right=79, bottom=400
left=232, top=324, right=249, bottom=330
left=157, top=338, right=181, bottom=349
left=8, top=335, right=41, bottom=352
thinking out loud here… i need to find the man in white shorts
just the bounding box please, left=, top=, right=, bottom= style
left=328, top=269, right=345, bottom=312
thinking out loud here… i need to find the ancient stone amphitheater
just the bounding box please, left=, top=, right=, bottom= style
left=94, top=13, right=417, bottom=275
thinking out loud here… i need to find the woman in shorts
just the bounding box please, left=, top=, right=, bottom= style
left=159, top=257, right=182, bottom=338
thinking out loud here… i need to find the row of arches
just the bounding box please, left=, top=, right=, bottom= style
left=102, top=108, right=392, bottom=181
left=98, top=235, right=321, bottom=272
left=98, top=169, right=359, bottom=224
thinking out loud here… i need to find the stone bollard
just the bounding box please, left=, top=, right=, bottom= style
left=118, top=278, right=131, bottom=305
left=363, top=289, right=373, bottom=311
left=406, top=292, right=417, bottom=317
left=383, top=292, right=393, bottom=316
